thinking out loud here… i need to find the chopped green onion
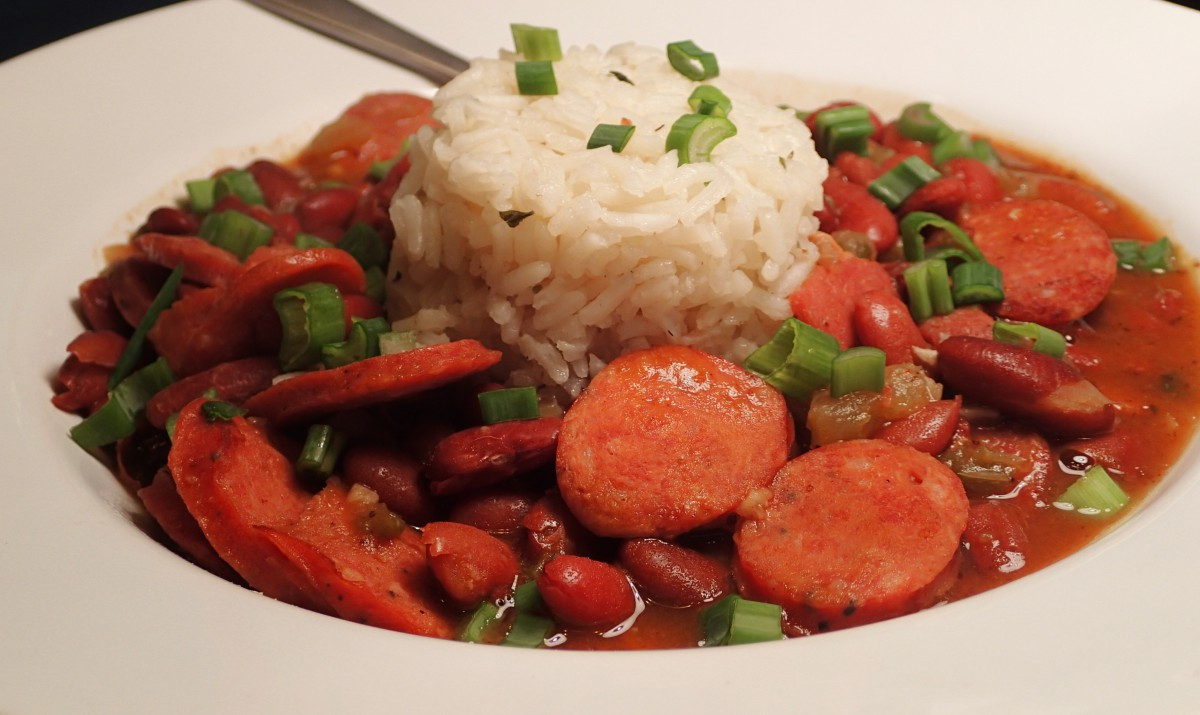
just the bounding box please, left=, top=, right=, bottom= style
left=338, top=222, right=386, bottom=270
left=951, top=261, right=1005, bottom=305
left=587, top=123, right=636, bottom=153
left=830, top=347, right=886, bottom=398
left=665, top=114, right=737, bottom=165
left=701, top=595, right=783, bottom=646
left=201, top=400, right=246, bottom=422
left=1113, top=237, right=1175, bottom=272
left=479, top=387, right=540, bottom=424
left=687, top=85, right=731, bottom=117
left=198, top=210, right=274, bottom=261
left=868, top=155, right=941, bottom=210
left=778, top=104, right=810, bottom=121
left=460, top=601, right=502, bottom=643
left=993, top=321, right=1066, bottom=359
left=294, top=232, right=334, bottom=250
left=510, top=23, right=562, bottom=61
left=296, top=424, right=346, bottom=485
left=930, top=130, right=976, bottom=166
left=1111, top=239, right=1142, bottom=269
left=515, top=61, right=557, bottom=95
left=897, top=102, right=951, bottom=143
left=666, top=40, right=718, bottom=81
left=273, top=282, right=346, bottom=371
left=512, top=581, right=542, bottom=611
left=972, top=139, right=1001, bottom=169
left=164, top=412, right=179, bottom=442
left=814, top=104, right=874, bottom=158
left=379, top=330, right=418, bottom=355
left=904, top=259, right=954, bottom=323
left=743, top=318, right=841, bottom=399
left=1053, top=465, right=1129, bottom=517
left=364, top=265, right=386, bottom=304
left=108, top=264, right=183, bottom=389
left=322, top=316, right=390, bottom=368
left=69, top=358, right=174, bottom=449
left=185, top=178, right=217, bottom=213
left=502, top=611, right=553, bottom=648
left=367, top=141, right=408, bottom=181
left=899, top=211, right=984, bottom=263
left=212, top=169, right=265, bottom=206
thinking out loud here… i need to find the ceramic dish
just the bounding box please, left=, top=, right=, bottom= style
left=3, top=0, right=1199, bottom=711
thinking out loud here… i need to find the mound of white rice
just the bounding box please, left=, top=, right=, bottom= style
left=386, top=42, right=827, bottom=399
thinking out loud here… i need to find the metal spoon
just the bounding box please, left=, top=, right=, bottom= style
left=243, top=0, right=469, bottom=85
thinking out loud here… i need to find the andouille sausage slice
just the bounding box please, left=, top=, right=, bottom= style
left=168, top=399, right=327, bottom=612
left=144, top=357, right=280, bottom=430
left=556, top=345, right=790, bottom=539
left=243, top=340, right=501, bottom=424
left=260, top=482, right=454, bottom=638
left=960, top=199, right=1116, bottom=325
left=735, top=439, right=968, bottom=631
left=132, top=232, right=244, bottom=288
left=137, top=468, right=240, bottom=581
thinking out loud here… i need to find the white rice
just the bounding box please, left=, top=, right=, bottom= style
left=386, top=42, right=827, bottom=399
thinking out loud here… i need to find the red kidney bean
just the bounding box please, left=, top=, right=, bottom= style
left=834, top=151, right=881, bottom=187
left=105, top=257, right=172, bottom=327
left=50, top=356, right=110, bottom=414
left=962, top=501, right=1029, bottom=575
left=296, top=186, right=360, bottom=233
left=522, top=492, right=596, bottom=564
left=341, top=443, right=438, bottom=526
left=618, top=539, right=730, bottom=607
left=538, top=554, right=636, bottom=629
left=937, top=336, right=1116, bottom=437
left=78, top=276, right=128, bottom=333
left=116, top=427, right=173, bottom=490
left=140, top=206, right=199, bottom=235
left=804, top=101, right=885, bottom=142
left=448, top=488, right=539, bottom=536
left=942, top=157, right=1003, bottom=205
left=342, top=294, right=383, bottom=322
left=879, top=122, right=934, bottom=165
left=899, top=176, right=967, bottom=219
left=425, top=416, right=561, bottom=495
left=872, top=397, right=962, bottom=455
left=820, top=169, right=899, bottom=253
left=247, top=159, right=305, bottom=211
left=422, top=521, right=518, bottom=608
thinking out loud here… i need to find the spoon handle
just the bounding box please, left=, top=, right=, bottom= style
left=244, top=0, right=469, bottom=85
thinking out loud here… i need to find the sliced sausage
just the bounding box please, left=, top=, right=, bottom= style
left=618, top=539, right=730, bottom=608
left=243, top=340, right=501, bottom=424
left=144, top=357, right=279, bottom=429
left=106, top=257, right=172, bottom=327
left=132, top=232, right=244, bottom=287
left=426, top=417, right=561, bottom=495
left=852, top=289, right=928, bottom=364
left=557, top=345, right=791, bottom=539
left=960, top=198, right=1116, bottom=325
left=137, top=468, right=240, bottom=581
left=790, top=253, right=897, bottom=349
left=937, top=336, right=1116, bottom=437
left=78, top=276, right=128, bottom=334
left=918, top=306, right=995, bottom=346
left=735, top=439, right=968, bottom=631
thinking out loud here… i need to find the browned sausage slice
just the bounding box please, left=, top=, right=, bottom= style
left=243, top=340, right=502, bottom=424
left=735, top=439, right=968, bottom=632
left=144, top=357, right=279, bottom=429
left=556, top=345, right=791, bottom=539
left=960, top=199, right=1116, bottom=325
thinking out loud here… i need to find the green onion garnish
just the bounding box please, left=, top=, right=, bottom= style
left=993, top=320, right=1066, bottom=359
left=478, top=387, right=540, bottom=424
left=69, top=358, right=174, bottom=449
left=868, top=155, right=941, bottom=210
left=338, top=221, right=387, bottom=270
left=830, top=347, right=886, bottom=398
left=321, top=316, right=390, bottom=368
left=897, top=102, right=951, bottom=143
left=904, top=259, right=954, bottom=323
left=701, top=595, right=784, bottom=646
left=296, top=424, right=346, bottom=485
left=743, top=317, right=841, bottom=399
left=185, top=178, right=217, bottom=213
left=510, top=23, right=562, bottom=61
left=1112, top=237, right=1175, bottom=272
left=379, top=330, right=418, bottom=355
left=899, top=211, right=984, bottom=263
left=512, top=580, right=542, bottom=611
left=108, top=264, right=183, bottom=389
left=461, top=601, right=502, bottom=643
left=273, top=282, right=346, bottom=372
left=666, top=40, right=719, bottom=81
left=198, top=210, right=274, bottom=261
left=515, top=61, right=557, bottom=95
left=201, top=400, right=246, bottom=422
left=364, top=265, right=386, bottom=304
left=1053, top=465, right=1130, bottom=517
left=587, top=124, right=636, bottom=153
left=212, top=169, right=265, bottom=206
left=930, top=130, right=976, bottom=166
left=665, top=114, right=737, bottom=165
left=972, top=139, right=1001, bottom=169
left=950, top=260, right=1005, bottom=305
left=687, top=85, right=732, bottom=117
left=813, top=104, right=874, bottom=159
left=502, top=611, right=553, bottom=648
left=294, top=232, right=334, bottom=250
